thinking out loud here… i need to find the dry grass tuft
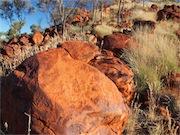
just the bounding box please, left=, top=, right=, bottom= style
left=131, top=8, right=157, bottom=22
left=124, top=83, right=179, bottom=135
left=123, top=26, right=179, bottom=92
left=0, top=35, right=60, bottom=77
left=92, top=24, right=119, bottom=37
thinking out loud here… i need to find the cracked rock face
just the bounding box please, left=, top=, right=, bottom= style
left=1, top=48, right=129, bottom=134
left=60, top=40, right=100, bottom=63
left=89, top=50, right=135, bottom=105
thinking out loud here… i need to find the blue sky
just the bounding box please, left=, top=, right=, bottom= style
left=0, top=0, right=113, bottom=34
left=0, top=0, right=86, bottom=34
left=0, top=0, right=50, bottom=34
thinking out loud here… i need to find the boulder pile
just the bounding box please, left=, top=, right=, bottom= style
left=157, top=4, right=180, bottom=21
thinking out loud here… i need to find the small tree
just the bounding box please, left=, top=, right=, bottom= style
left=36, top=0, right=57, bottom=26
left=37, top=0, right=80, bottom=41
left=117, top=0, right=125, bottom=25
left=30, top=24, right=41, bottom=34
left=0, top=0, right=35, bottom=35
left=0, top=1, right=14, bottom=25
left=0, top=31, right=7, bottom=45
left=98, top=0, right=110, bottom=24
left=7, top=21, right=26, bottom=39
left=75, top=0, right=89, bottom=36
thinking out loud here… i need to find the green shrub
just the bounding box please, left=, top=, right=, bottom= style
left=124, top=26, right=180, bottom=92
left=92, top=24, right=119, bottom=37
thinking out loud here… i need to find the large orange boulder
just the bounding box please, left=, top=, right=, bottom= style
left=89, top=50, right=135, bottom=105
left=32, top=31, right=44, bottom=45
left=103, top=33, right=136, bottom=56
left=60, top=40, right=100, bottom=63
left=1, top=48, right=129, bottom=134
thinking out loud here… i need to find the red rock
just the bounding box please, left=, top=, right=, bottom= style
left=119, top=21, right=133, bottom=29
left=157, top=4, right=180, bottom=22
left=0, top=43, right=21, bottom=57
left=60, top=40, right=100, bottom=63
left=9, top=44, right=21, bottom=54
left=103, top=33, right=136, bottom=56
left=0, top=45, right=14, bottom=57
left=1, top=48, right=129, bottom=134
left=166, top=71, right=180, bottom=89
left=150, top=4, right=158, bottom=12
left=18, top=34, right=31, bottom=46
left=65, top=23, right=71, bottom=28
left=41, top=34, right=50, bottom=46
left=72, top=15, right=81, bottom=23
left=157, top=9, right=166, bottom=21
left=123, top=9, right=132, bottom=18
left=44, top=26, right=54, bottom=35
left=164, top=5, right=174, bottom=13
left=172, top=4, right=180, bottom=12
left=133, top=20, right=156, bottom=31
left=7, top=37, right=18, bottom=44
left=32, top=31, right=44, bottom=46
left=72, top=8, right=91, bottom=25
left=89, top=49, right=135, bottom=105
left=45, top=25, right=62, bottom=37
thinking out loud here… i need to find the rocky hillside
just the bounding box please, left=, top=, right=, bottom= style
left=1, top=0, right=180, bottom=134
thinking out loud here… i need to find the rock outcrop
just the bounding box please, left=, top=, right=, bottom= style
left=133, top=20, right=156, bottom=31
left=72, top=8, right=92, bottom=26
left=150, top=4, right=158, bottom=12
left=44, top=25, right=62, bottom=37
left=18, top=34, right=31, bottom=46
left=32, top=31, right=44, bottom=45
left=157, top=4, right=180, bottom=22
left=1, top=48, right=130, bottom=134
left=103, top=33, right=136, bottom=56
left=89, top=50, right=135, bottom=105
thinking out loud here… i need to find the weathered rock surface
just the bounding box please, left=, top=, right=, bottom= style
left=32, top=31, right=44, bottom=45
left=1, top=48, right=129, bottom=134
left=165, top=71, right=180, bottom=90
left=60, top=40, right=100, bottom=63
left=7, top=37, right=18, bottom=44
left=89, top=49, right=135, bottom=105
left=72, top=8, right=92, bottom=25
left=0, top=45, right=14, bottom=57
left=133, top=20, right=156, bottom=31
left=44, top=25, right=62, bottom=37
left=157, top=4, right=180, bottom=22
left=103, top=33, right=136, bottom=56
left=150, top=4, right=158, bottom=12
left=18, top=34, right=31, bottom=46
